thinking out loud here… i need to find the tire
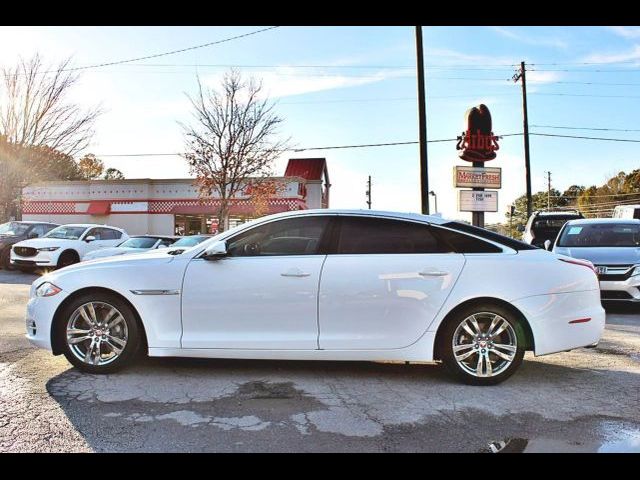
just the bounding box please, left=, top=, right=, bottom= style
left=439, top=303, right=526, bottom=386
left=0, top=247, right=13, bottom=270
left=57, top=250, right=79, bottom=269
left=55, top=291, right=142, bottom=374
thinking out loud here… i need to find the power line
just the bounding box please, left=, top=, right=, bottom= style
left=532, top=124, right=640, bottom=133
left=530, top=132, right=640, bottom=143
left=6, top=27, right=281, bottom=75
left=553, top=191, right=640, bottom=198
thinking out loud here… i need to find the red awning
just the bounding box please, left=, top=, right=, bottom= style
left=87, top=201, right=111, bottom=215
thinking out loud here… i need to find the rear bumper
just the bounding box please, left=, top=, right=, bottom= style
left=512, top=290, right=605, bottom=356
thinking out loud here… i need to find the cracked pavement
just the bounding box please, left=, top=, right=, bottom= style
left=1, top=269, right=639, bottom=452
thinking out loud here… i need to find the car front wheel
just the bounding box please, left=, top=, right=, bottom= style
left=440, top=304, right=526, bottom=386
left=57, top=292, right=141, bottom=374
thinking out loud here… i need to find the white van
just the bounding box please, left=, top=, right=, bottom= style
left=612, top=205, right=640, bottom=220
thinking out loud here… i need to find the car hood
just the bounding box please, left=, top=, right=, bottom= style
left=44, top=249, right=177, bottom=277
left=84, top=247, right=150, bottom=258
left=553, top=246, right=640, bottom=265
left=13, top=237, right=74, bottom=249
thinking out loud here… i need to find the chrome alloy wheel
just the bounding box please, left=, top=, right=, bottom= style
left=452, top=312, right=517, bottom=378
left=66, top=302, right=128, bottom=366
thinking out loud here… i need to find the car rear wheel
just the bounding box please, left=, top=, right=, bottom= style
left=440, top=304, right=525, bottom=386
left=57, top=292, right=141, bottom=374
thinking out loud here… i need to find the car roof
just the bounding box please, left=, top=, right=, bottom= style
left=565, top=218, right=640, bottom=225
left=5, top=220, right=59, bottom=225
left=251, top=209, right=449, bottom=225
left=131, top=235, right=179, bottom=239
left=53, top=224, right=126, bottom=231
left=533, top=211, right=582, bottom=217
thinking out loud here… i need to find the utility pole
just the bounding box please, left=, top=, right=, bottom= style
left=513, top=61, right=532, bottom=219
left=416, top=26, right=429, bottom=214
left=365, top=175, right=372, bottom=209
left=545, top=171, right=552, bottom=210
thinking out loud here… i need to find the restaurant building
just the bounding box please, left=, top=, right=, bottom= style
left=20, top=158, right=330, bottom=235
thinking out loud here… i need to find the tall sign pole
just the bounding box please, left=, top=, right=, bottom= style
left=513, top=61, right=532, bottom=218
left=455, top=105, right=501, bottom=226
left=416, top=26, right=430, bottom=215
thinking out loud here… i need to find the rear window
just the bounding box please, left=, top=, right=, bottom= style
left=442, top=221, right=538, bottom=251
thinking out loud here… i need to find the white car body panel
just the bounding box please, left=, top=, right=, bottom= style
left=181, top=255, right=326, bottom=349
left=318, top=253, right=465, bottom=349
left=24, top=209, right=605, bottom=365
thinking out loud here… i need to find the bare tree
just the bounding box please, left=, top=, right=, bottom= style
left=181, top=70, right=290, bottom=231
left=0, top=54, right=102, bottom=156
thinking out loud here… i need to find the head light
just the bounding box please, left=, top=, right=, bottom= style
left=632, top=266, right=640, bottom=277
left=35, top=282, right=62, bottom=297
left=38, top=247, right=59, bottom=252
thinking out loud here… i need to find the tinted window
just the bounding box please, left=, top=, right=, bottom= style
left=101, top=228, right=122, bottom=240
left=336, top=217, right=445, bottom=254
left=228, top=216, right=329, bottom=256
left=557, top=223, right=640, bottom=247
left=0, top=222, right=30, bottom=236
left=442, top=221, right=538, bottom=251
left=434, top=226, right=503, bottom=253
left=29, top=224, right=47, bottom=237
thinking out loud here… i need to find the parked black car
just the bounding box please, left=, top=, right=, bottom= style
left=0, top=221, right=59, bottom=269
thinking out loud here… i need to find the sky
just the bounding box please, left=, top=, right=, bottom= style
left=1, top=25, right=640, bottom=223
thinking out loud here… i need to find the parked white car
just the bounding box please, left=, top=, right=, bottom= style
left=82, top=235, right=177, bottom=261
left=12, top=224, right=129, bottom=270
left=25, top=210, right=605, bottom=385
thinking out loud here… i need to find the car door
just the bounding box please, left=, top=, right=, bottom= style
left=318, top=215, right=466, bottom=350
left=181, top=215, right=332, bottom=349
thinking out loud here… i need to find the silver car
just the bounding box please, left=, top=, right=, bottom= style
left=553, top=218, right=640, bottom=302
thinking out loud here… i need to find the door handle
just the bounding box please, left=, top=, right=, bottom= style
left=419, top=270, right=448, bottom=277
left=281, top=268, right=311, bottom=278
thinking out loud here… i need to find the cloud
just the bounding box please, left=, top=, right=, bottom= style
left=490, top=27, right=569, bottom=49
left=607, top=26, right=640, bottom=39
left=526, top=70, right=563, bottom=85
left=200, top=67, right=408, bottom=100
left=423, top=47, right=516, bottom=66
left=582, top=45, right=640, bottom=65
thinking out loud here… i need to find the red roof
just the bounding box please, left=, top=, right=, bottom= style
left=284, top=158, right=327, bottom=181
left=87, top=201, right=111, bottom=215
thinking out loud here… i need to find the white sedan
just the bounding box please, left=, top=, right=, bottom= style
left=25, top=210, right=605, bottom=385
left=82, top=235, right=178, bottom=261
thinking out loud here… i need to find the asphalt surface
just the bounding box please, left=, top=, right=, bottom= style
left=1, top=268, right=639, bottom=452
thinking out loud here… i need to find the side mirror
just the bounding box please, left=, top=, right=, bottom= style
left=157, top=244, right=169, bottom=249
left=202, top=240, right=227, bottom=260
left=85, top=235, right=96, bottom=243
left=516, top=224, right=525, bottom=233
left=28, top=232, right=38, bottom=239
left=544, top=239, right=552, bottom=251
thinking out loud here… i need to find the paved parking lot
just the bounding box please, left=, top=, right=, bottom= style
left=1, top=268, right=639, bottom=452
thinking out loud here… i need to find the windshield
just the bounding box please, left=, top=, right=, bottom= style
left=44, top=225, right=87, bottom=240
left=0, top=222, right=30, bottom=236
left=557, top=223, right=640, bottom=247
left=118, top=237, right=159, bottom=249
left=171, top=236, right=208, bottom=247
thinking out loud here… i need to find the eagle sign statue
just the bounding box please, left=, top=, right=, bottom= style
left=455, top=104, right=500, bottom=162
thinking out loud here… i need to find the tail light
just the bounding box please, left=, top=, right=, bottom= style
left=559, top=257, right=598, bottom=277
